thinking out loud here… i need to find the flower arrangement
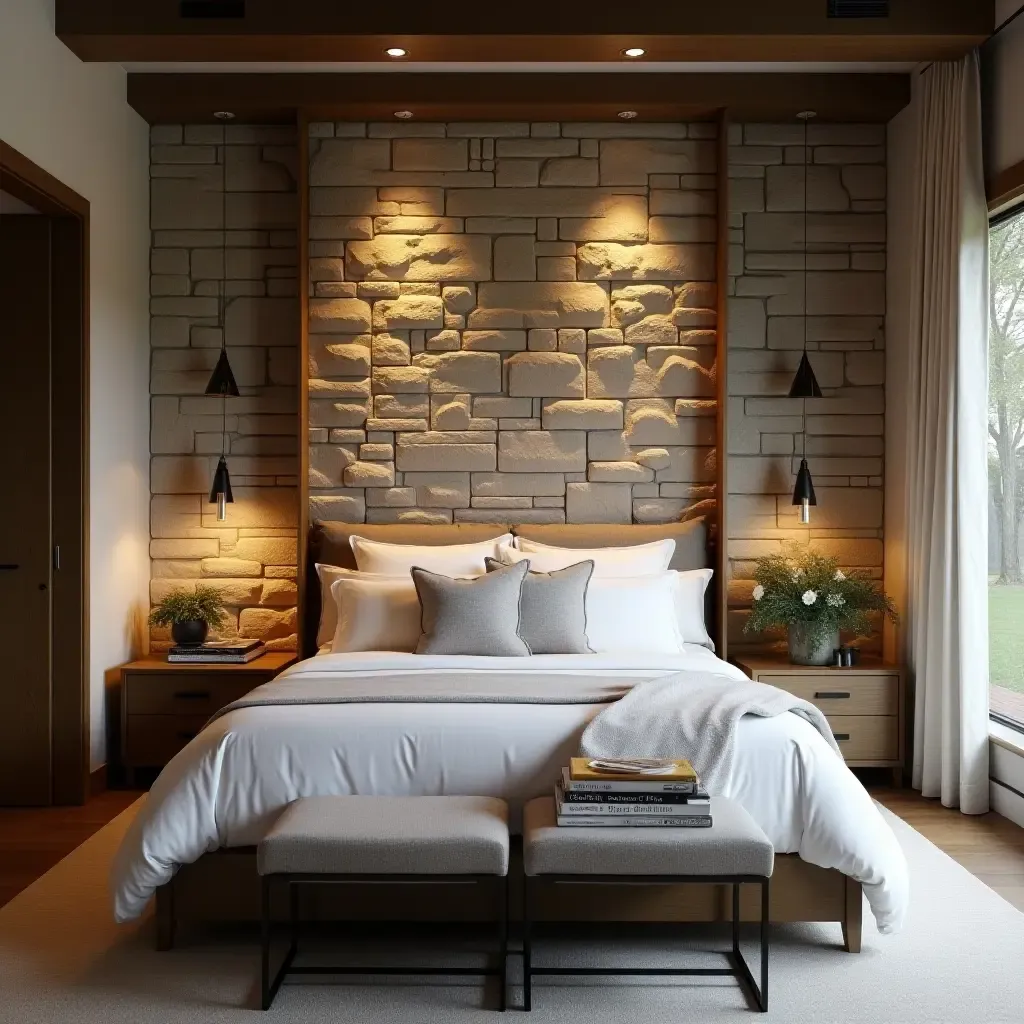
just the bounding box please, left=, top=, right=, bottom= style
left=744, top=548, right=897, bottom=660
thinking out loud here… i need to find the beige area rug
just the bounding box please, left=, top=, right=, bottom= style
left=0, top=801, right=1021, bottom=1023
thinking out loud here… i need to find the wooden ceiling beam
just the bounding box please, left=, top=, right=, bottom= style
left=57, top=0, right=992, bottom=64
left=126, top=72, right=912, bottom=125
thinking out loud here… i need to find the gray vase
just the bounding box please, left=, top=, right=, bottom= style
left=787, top=624, right=839, bottom=666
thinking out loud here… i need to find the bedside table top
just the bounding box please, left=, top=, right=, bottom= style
left=733, top=652, right=901, bottom=675
left=122, top=652, right=299, bottom=674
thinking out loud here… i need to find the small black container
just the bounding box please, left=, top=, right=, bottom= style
left=171, top=619, right=209, bottom=647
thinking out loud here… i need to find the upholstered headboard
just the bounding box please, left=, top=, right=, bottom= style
left=303, top=519, right=711, bottom=656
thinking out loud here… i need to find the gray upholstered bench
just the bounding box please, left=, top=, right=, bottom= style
left=257, top=795, right=510, bottom=1011
left=521, top=795, right=773, bottom=1013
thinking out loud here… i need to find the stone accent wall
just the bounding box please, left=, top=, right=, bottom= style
left=306, top=121, right=719, bottom=526
left=149, top=125, right=300, bottom=651
left=726, top=123, right=886, bottom=652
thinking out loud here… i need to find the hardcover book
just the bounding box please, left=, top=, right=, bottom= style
left=569, top=757, right=697, bottom=783
left=556, top=815, right=713, bottom=828
left=555, top=790, right=710, bottom=816
left=560, top=767, right=698, bottom=795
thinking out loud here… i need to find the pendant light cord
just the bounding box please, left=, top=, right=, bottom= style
left=221, top=139, right=227, bottom=459
left=801, top=113, right=808, bottom=460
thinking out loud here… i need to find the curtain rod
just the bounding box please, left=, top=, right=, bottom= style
left=918, top=2, right=1024, bottom=77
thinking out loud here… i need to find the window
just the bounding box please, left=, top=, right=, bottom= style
left=989, top=207, right=1024, bottom=731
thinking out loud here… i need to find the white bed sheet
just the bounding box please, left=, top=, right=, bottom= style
left=111, top=648, right=908, bottom=933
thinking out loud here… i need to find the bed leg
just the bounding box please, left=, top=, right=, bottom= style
left=841, top=876, right=862, bottom=953
left=155, top=880, right=175, bottom=951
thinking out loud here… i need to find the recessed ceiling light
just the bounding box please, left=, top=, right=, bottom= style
left=622, top=47, right=646, bottom=58
left=213, top=111, right=235, bottom=120
left=618, top=110, right=638, bottom=119
left=394, top=110, right=414, bottom=119
left=386, top=47, right=407, bottom=58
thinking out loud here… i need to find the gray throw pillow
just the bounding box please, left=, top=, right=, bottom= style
left=485, top=557, right=594, bottom=655
left=412, top=560, right=531, bottom=657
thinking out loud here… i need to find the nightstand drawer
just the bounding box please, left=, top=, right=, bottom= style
left=827, top=715, right=899, bottom=762
left=770, top=675, right=899, bottom=716
left=124, top=673, right=262, bottom=716
left=123, top=714, right=210, bottom=767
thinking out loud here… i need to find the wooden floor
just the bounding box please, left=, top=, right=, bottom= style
left=0, top=786, right=1022, bottom=914
left=0, top=789, right=141, bottom=908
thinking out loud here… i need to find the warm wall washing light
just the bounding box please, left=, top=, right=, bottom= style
left=622, top=47, right=646, bottom=57
left=394, top=110, right=414, bottom=119
left=618, top=111, right=638, bottom=119
left=385, top=47, right=407, bottom=57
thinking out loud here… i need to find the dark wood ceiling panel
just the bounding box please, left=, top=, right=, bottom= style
left=126, top=72, right=912, bottom=125
left=57, top=0, right=991, bottom=63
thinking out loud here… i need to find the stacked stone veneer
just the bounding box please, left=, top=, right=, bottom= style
left=726, top=123, right=887, bottom=652
left=306, top=121, right=719, bottom=526
left=149, top=125, right=300, bottom=651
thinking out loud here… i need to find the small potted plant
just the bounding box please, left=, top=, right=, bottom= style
left=744, top=548, right=898, bottom=666
left=149, top=585, right=227, bottom=648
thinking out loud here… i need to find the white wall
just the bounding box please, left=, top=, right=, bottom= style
left=0, top=0, right=150, bottom=770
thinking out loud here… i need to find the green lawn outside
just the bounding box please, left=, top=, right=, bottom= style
left=989, top=584, right=1024, bottom=694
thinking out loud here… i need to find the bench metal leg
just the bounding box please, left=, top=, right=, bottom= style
left=731, top=879, right=770, bottom=1013
left=261, top=876, right=297, bottom=1011
left=522, top=876, right=532, bottom=1012
left=497, top=874, right=508, bottom=1011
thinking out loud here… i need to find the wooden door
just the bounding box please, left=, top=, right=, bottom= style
left=0, top=215, right=53, bottom=804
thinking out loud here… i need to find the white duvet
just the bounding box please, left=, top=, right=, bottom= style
left=111, top=648, right=909, bottom=933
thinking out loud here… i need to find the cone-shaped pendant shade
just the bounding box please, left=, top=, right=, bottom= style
left=792, top=458, right=817, bottom=507
left=209, top=455, right=234, bottom=506
left=205, top=349, right=240, bottom=397
left=788, top=352, right=822, bottom=399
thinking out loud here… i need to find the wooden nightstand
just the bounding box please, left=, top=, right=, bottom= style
left=732, top=653, right=905, bottom=785
left=119, top=652, right=297, bottom=784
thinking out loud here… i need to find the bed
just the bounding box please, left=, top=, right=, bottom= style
left=112, top=521, right=908, bottom=951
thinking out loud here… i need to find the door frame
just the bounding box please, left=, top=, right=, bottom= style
left=0, top=141, right=90, bottom=804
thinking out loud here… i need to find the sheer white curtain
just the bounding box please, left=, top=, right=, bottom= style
left=902, top=54, right=990, bottom=813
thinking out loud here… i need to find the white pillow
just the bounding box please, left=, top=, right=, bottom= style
left=584, top=573, right=684, bottom=654
left=675, top=568, right=715, bottom=649
left=329, top=575, right=423, bottom=653
left=350, top=534, right=513, bottom=577
left=501, top=537, right=675, bottom=577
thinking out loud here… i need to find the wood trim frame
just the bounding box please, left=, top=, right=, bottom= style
left=988, top=157, right=1024, bottom=214
left=715, top=109, right=730, bottom=660
left=0, top=140, right=90, bottom=805
left=297, top=114, right=312, bottom=658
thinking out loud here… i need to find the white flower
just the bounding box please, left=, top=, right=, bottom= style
left=752, top=584, right=765, bottom=601
left=792, top=569, right=803, bottom=582
left=827, top=593, right=845, bottom=607
left=834, top=570, right=846, bottom=582
left=801, top=590, right=818, bottom=606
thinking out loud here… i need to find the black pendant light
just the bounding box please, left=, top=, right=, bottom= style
left=206, top=132, right=235, bottom=521
left=791, top=111, right=818, bottom=524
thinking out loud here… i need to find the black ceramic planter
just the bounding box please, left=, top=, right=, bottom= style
left=172, top=619, right=209, bottom=647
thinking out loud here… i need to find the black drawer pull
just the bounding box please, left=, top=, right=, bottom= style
left=177, top=731, right=197, bottom=741
left=815, top=691, right=851, bottom=700
left=834, top=733, right=851, bottom=741
left=173, top=690, right=212, bottom=701
left=0, top=564, right=19, bottom=571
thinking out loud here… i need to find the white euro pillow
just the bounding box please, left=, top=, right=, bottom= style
left=329, top=575, right=423, bottom=654
left=675, top=568, right=715, bottom=649
left=584, top=573, right=684, bottom=654
left=350, top=533, right=513, bottom=577
left=501, top=537, right=675, bottom=577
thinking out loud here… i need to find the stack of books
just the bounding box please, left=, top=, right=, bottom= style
left=167, top=639, right=266, bottom=664
left=555, top=757, right=711, bottom=827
